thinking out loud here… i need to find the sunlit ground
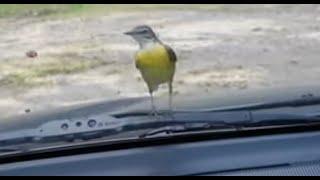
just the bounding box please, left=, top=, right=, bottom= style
left=1, top=4, right=320, bottom=118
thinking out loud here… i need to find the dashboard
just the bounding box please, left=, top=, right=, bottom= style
left=1, top=129, right=320, bottom=176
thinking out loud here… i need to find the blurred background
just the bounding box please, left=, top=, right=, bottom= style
left=1, top=4, right=320, bottom=118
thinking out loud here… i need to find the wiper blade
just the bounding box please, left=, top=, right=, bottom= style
left=0, top=111, right=250, bottom=147
left=138, top=123, right=238, bottom=138
left=112, top=94, right=320, bottom=118
left=0, top=148, right=21, bottom=153
left=205, top=95, right=320, bottom=112
left=1, top=110, right=320, bottom=150
left=139, top=115, right=320, bottom=138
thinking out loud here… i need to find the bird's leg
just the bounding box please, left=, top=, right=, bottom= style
left=167, top=82, right=175, bottom=120
left=149, top=91, right=160, bottom=120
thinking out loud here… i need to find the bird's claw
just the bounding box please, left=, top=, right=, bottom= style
left=148, top=110, right=162, bottom=120
left=148, top=110, right=175, bottom=120
left=164, top=110, right=175, bottom=120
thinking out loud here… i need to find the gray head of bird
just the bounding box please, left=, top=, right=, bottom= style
left=124, top=25, right=161, bottom=48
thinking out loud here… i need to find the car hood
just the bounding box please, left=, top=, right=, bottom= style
left=1, top=84, right=320, bottom=133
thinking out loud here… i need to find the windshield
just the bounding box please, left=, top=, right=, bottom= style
left=1, top=4, right=320, bottom=153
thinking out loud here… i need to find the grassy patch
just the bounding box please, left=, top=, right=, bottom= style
left=0, top=4, right=233, bottom=19
left=0, top=4, right=286, bottom=20
left=0, top=53, right=111, bottom=88
left=0, top=4, right=73, bottom=18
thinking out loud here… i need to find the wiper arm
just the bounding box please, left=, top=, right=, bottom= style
left=0, top=111, right=250, bottom=147
left=139, top=114, right=320, bottom=138
left=139, top=123, right=238, bottom=138
left=204, top=94, right=320, bottom=112
left=2, top=110, right=320, bottom=150
left=0, top=148, right=21, bottom=153
left=1, top=95, right=318, bottom=145
left=112, top=94, right=320, bottom=118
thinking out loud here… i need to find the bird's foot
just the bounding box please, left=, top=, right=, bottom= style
left=164, top=110, right=175, bottom=120
left=148, top=110, right=162, bottom=120
left=148, top=108, right=175, bottom=120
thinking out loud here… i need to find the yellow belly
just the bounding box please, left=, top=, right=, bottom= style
left=135, top=44, right=175, bottom=91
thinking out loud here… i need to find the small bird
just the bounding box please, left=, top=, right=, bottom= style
left=124, top=25, right=177, bottom=117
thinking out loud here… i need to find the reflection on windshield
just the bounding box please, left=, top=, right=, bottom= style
left=1, top=4, right=320, bottom=147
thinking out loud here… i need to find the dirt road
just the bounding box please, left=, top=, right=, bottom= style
left=1, top=4, right=320, bottom=118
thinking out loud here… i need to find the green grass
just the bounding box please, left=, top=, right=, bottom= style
left=0, top=53, right=111, bottom=88
left=0, top=4, right=232, bottom=19
left=0, top=4, right=73, bottom=17
left=0, top=4, right=286, bottom=19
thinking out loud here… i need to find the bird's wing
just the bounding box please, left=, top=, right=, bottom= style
left=134, top=53, right=141, bottom=69
left=163, top=44, right=177, bottom=63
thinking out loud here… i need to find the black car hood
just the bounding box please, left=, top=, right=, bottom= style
left=1, top=84, right=320, bottom=133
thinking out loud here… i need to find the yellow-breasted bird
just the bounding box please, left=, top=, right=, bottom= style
left=124, top=25, right=177, bottom=117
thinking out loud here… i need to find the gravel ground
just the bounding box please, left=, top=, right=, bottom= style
left=1, top=4, right=320, bottom=118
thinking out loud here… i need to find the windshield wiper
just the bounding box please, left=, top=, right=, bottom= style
left=2, top=95, right=320, bottom=153
left=1, top=110, right=320, bottom=150
left=138, top=123, right=237, bottom=138
left=0, top=148, right=19, bottom=153
left=139, top=117, right=320, bottom=138
left=111, top=94, right=320, bottom=118
left=0, top=111, right=249, bottom=146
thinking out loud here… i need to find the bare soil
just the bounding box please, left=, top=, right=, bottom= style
left=1, top=4, right=320, bottom=118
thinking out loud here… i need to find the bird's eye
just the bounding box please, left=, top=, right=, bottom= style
left=139, top=29, right=148, bottom=34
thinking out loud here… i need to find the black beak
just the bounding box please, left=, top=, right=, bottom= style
left=124, top=31, right=133, bottom=35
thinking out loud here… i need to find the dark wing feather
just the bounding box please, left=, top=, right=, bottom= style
left=134, top=53, right=141, bottom=69
left=164, top=44, right=177, bottom=63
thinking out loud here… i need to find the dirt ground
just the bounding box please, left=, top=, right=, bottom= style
left=1, top=4, right=320, bottom=118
